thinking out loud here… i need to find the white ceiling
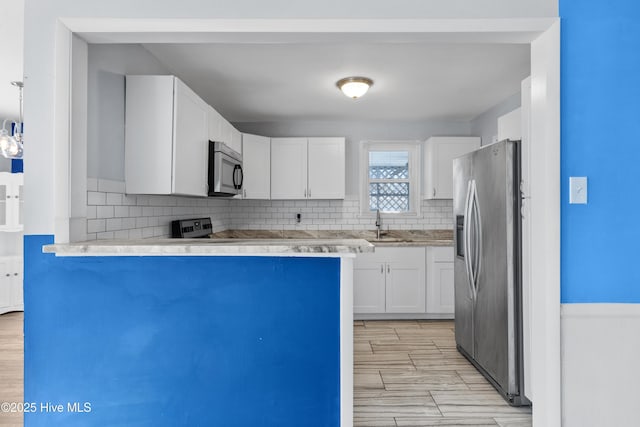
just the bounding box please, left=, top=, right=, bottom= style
left=143, top=42, right=530, bottom=123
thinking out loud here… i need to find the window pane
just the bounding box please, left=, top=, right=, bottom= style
left=369, top=182, right=410, bottom=212
left=369, top=151, right=409, bottom=179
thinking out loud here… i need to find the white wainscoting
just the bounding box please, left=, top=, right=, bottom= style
left=561, top=304, right=640, bottom=427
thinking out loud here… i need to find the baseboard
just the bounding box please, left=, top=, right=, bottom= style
left=561, top=303, right=640, bottom=427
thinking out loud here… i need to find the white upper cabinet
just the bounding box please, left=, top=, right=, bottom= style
left=172, top=78, right=209, bottom=196
left=125, top=75, right=208, bottom=197
left=498, top=108, right=522, bottom=141
left=424, top=136, right=481, bottom=199
left=271, top=138, right=308, bottom=199
left=230, top=127, right=243, bottom=155
left=242, top=133, right=271, bottom=199
left=208, top=106, right=242, bottom=155
left=271, top=137, right=345, bottom=200
left=207, top=106, right=223, bottom=143
left=0, top=172, right=23, bottom=232
left=308, top=137, right=345, bottom=199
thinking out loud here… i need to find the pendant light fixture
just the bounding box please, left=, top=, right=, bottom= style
left=336, top=76, right=373, bottom=99
left=0, top=81, right=24, bottom=159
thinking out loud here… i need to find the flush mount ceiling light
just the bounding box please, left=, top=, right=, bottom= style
left=336, top=76, right=373, bottom=99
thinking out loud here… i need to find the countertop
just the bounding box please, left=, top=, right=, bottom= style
left=43, top=238, right=374, bottom=257
left=210, top=229, right=454, bottom=247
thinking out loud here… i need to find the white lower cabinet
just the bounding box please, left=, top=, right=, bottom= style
left=426, top=247, right=455, bottom=315
left=353, top=257, right=386, bottom=313
left=0, top=256, right=23, bottom=314
left=354, top=247, right=425, bottom=314
left=354, top=246, right=455, bottom=318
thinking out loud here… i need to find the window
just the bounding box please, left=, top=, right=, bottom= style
left=361, top=142, right=420, bottom=214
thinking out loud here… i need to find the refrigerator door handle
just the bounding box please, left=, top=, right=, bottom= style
left=463, top=180, right=475, bottom=300
left=471, top=180, right=482, bottom=296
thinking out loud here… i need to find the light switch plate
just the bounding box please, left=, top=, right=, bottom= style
left=569, top=177, right=588, bottom=204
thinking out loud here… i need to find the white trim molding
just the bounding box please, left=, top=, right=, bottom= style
left=529, top=20, right=561, bottom=427
left=43, top=16, right=560, bottom=427
left=561, top=304, right=640, bottom=427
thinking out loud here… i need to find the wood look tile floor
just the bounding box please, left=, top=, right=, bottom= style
left=0, top=312, right=24, bottom=427
left=354, top=320, right=531, bottom=427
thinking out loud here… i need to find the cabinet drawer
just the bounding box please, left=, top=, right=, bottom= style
left=430, top=246, right=454, bottom=262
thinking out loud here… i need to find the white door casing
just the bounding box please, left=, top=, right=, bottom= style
left=52, top=17, right=561, bottom=427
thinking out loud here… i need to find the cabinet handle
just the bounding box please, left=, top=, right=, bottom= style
left=308, top=188, right=311, bottom=198
left=14, top=273, right=18, bottom=276
left=387, top=265, right=390, bottom=274
left=304, top=188, right=307, bottom=198
left=432, top=188, right=436, bottom=197
left=380, top=265, right=384, bottom=274
left=243, top=189, right=246, bottom=198
left=5, top=274, right=9, bottom=277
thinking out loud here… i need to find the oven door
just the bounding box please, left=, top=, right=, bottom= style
left=209, top=150, right=243, bottom=196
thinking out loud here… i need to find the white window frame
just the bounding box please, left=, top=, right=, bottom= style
left=360, top=140, right=421, bottom=216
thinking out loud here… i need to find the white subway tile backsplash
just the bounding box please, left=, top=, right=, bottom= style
left=96, top=231, right=115, bottom=240
left=106, top=193, right=123, bottom=205
left=122, top=195, right=137, bottom=206
left=114, top=230, right=130, bottom=239
left=87, top=206, right=97, bottom=220
left=85, top=178, right=452, bottom=241
left=128, top=228, right=142, bottom=239
left=122, top=217, right=136, bottom=230
left=106, top=218, right=123, bottom=231
left=97, top=179, right=125, bottom=193
left=87, top=219, right=106, bottom=233
left=87, top=178, right=98, bottom=192
left=97, top=206, right=114, bottom=219
left=87, top=191, right=106, bottom=206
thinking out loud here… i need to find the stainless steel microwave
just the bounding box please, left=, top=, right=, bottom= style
left=208, top=141, right=243, bottom=197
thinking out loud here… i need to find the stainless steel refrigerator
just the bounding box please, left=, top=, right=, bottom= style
left=452, top=139, right=529, bottom=406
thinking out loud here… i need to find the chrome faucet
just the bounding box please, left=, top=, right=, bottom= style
left=375, top=209, right=382, bottom=239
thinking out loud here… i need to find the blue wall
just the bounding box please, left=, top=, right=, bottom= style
left=24, top=235, right=340, bottom=427
left=560, top=0, right=640, bottom=303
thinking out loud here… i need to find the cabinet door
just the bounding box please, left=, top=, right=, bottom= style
left=12, top=258, right=23, bottom=310
left=230, top=127, right=243, bottom=155
left=0, top=173, right=23, bottom=231
left=270, top=138, right=308, bottom=199
left=426, top=247, right=455, bottom=315
left=424, top=137, right=481, bottom=199
left=0, top=175, right=8, bottom=230
left=208, top=106, right=223, bottom=143
left=15, top=173, right=23, bottom=228
left=354, top=253, right=386, bottom=314
left=124, top=75, right=175, bottom=195
left=0, top=258, right=11, bottom=313
left=0, top=257, right=21, bottom=314
left=385, top=248, right=426, bottom=313
left=242, top=134, right=271, bottom=199
left=307, top=137, right=345, bottom=199
left=172, top=78, right=209, bottom=197
left=220, top=120, right=234, bottom=149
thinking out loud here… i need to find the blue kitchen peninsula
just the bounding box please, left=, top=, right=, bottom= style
left=25, top=236, right=372, bottom=427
